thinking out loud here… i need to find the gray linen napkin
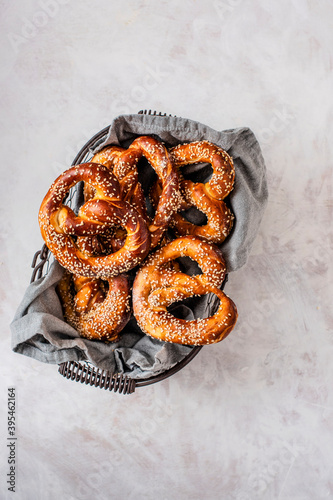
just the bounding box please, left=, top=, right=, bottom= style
left=10, top=113, right=268, bottom=378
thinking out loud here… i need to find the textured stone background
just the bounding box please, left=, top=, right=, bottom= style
left=1, top=1, right=332, bottom=499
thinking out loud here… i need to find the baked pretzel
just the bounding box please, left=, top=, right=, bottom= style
left=132, top=236, right=237, bottom=345
left=170, top=140, right=235, bottom=200
left=105, top=144, right=148, bottom=223
left=38, top=162, right=151, bottom=278
left=150, top=141, right=235, bottom=243
left=112, top=136, right=182, bottom=248
left=150, top=179, right=234, bottom=244
left=57, top=271, right=131, bottom=341
left=87, top=144, right=147, bottom=251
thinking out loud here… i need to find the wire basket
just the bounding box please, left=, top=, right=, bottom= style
left=31, top=110, right=229, bottom=394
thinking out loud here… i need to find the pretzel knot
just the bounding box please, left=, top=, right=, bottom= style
left=170, top=140, right=235, bottom=200
left=150, top=141, right=235, bottom=244
left=132, top=236, right=238, bottom=345
left=91, top=135, right=182, bottom=248
left=38, top=162, right=151, bottom=278
left=57, top=272, right=131, bottom=342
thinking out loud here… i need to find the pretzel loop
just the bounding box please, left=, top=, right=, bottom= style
left=93, top=136, right=182, bottom=248
left=150, top=141, right=235, bottom=244
left=132, top=236, right=238, bottom=345
left=58, top=271, right=131, bottom=342
left=39, top=162, right=151, bottom=278
left=170, top=140, right=235, bottom=201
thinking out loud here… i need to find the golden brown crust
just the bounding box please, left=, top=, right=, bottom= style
left=172, top=181, right=234, bottom=243
left=113, top=136, right=182, bottom=247
left=170, top=140, right=235, bottom=201
left=84, top=146, right=125, bottom=202
left=88, top=137, right=182, bottom=250
left=91, top=145, right=125, bottom=169
left=57, top=271, right=131, bottom=342
left=150, top=141, right=235, bottom=244
left=40, top=137, right=238, bottom=345
left=150, top=179, right=234, bottom=244
left=132, top=236, right=237, bottom=345
left=38, top=162, right=151, bottom=278
left=82, top=147, right=128, bottom=255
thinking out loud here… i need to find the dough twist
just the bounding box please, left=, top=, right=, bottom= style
left=132, top=236, right=237, bottom=345
left=38, top=162, right=151, bottom=278
left=57, top=271, right=131, bottom=342
left=151, top=141, right=235, bottom=244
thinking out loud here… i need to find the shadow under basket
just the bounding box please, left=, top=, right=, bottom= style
left=32, top=110, right=229, bottom=394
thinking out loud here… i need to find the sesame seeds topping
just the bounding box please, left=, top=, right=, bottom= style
left=170, top=141, right=235, bottom=201
left=58, top=272, right=131, bottom=342
left=40, top=137, right=237, bottom=345
left=132, top=235, right=237, bottom=345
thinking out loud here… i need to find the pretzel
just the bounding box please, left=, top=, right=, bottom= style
left=38, top=162, right=151, bottom=278
left=57, top=228, right=131, bottom=341
left=107, top=136, right=182, bottom=248
left=150, top=141, right=234, bottom=243
left=170, top=140, right=235, bottom=200
left=150, top=178, right=234, bottom=244
left=171, top=140, right=234, bottom=242
left=85, top=136, right=182, bottom=249
left=132, top=236, right=237, bottom=345
left=57, top=271, right=131, bottom=341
